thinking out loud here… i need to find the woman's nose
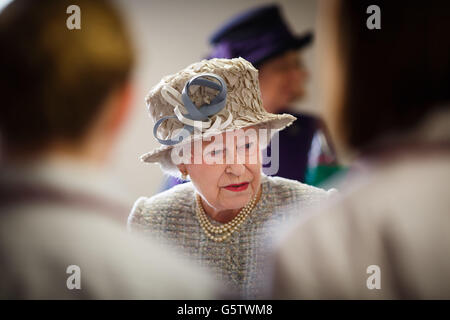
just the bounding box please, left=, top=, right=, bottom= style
left=226, top=164, right=245, bottom=176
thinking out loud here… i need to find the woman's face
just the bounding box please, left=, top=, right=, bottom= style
left=179, top=127, right=262, bottom=212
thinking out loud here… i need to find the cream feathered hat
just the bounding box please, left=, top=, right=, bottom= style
left=141, top=57, right=296, bottom=166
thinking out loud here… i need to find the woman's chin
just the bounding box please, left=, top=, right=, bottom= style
left=221, top=194, right=253, bottom=210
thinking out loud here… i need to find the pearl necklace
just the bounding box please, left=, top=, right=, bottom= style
left=195, top=191, right=259, bottom=242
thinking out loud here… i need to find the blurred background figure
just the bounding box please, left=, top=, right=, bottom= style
left=271, top=0, right=450, bottom=299
left=0, top=0, right=217, bottom=299
left=160, top=4, right=343, bottom=191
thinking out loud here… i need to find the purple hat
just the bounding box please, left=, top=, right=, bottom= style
left=208, top=4, right=313, bottom=68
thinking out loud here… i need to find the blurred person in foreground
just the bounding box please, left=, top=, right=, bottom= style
left=160, top=4, right=342, bottom=191
left=271, top=0, right=450, bottom=299
left=0, top=0, right=217, bottom=299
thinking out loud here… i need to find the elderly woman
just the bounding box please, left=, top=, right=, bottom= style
left=128, top=58, right=335, bottom=297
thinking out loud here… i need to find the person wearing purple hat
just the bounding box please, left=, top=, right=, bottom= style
left=161, top=4, right=342, bottom=191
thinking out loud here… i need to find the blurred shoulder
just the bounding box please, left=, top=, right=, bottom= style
left=0, top=208, right=218, bottom=299
left=263, top=175, right=336, bottom=204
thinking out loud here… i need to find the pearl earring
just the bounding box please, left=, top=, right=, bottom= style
left=181, top=172, right=188, bottom=180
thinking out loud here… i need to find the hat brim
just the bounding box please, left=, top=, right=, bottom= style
left=140, top=112, right=296, bottom=164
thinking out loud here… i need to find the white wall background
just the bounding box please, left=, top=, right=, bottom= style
left=109, top=0, right=319, bottom=204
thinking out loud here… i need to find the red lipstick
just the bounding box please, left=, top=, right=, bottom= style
left=224, top=182, right=249, bottom=192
